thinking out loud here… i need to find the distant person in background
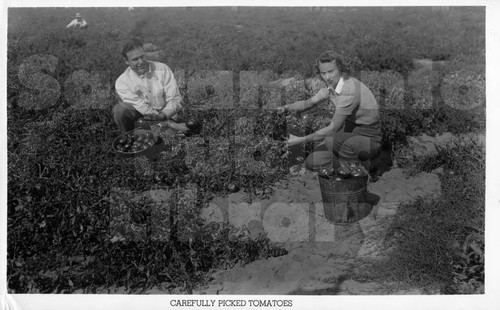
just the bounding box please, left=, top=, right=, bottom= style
left=113, top=37, right=185, bottom=133
left=66, top=13, right=88, bottom=29
left=278, top=50, right=382, bottom=172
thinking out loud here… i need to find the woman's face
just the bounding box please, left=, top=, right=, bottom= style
left=318, top=61, right=341, bottom=87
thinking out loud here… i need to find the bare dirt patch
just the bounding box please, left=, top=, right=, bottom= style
left=199, top=167, right=442, bottom=295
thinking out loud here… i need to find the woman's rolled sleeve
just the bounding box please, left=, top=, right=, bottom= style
left=334, top=94, right=356, bottom=116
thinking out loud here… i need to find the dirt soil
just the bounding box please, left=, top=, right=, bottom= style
left=195, top=166, right=443, bottom=295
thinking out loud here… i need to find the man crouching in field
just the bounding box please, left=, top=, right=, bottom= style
left=113, top=37, right=187, bottom=133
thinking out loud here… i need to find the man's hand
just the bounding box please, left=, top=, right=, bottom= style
left=143, top=112, right=168, bottom=121
left=287, top=134, right=304, bottom=146
left=311, top=88, right=330, bottom=104
left=175, top=122, right=190, bottom=132
left=161, top=120, right=189, bottom=132
left=157, top=112, right=168, bottom=121
left=143, top=114, right=159, bottom=121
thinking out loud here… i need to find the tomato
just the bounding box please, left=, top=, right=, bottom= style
left=163, top=174, right=176, bottom=186
left=319, top=168, right=330, bottom=179
left=153, top=173, right=163, bottom=183
left=351, top=166, right=366, bottom=177
left=227, top=183, right=239, bottom=193
left=351, top=171, right=362, bottom=178
left=118, top=137, right=127, bottom=144
left=336, top=167, right=351, bottom=179
left=135, top=134, right=145, bottom=142
left=186, top=117, right=202, bottom=135
left=186, top=117, right=201, bottom=130
left=328, top=167, right=336, bottom=177
left=334, top=176, right=343, bottom=182
left=264, top=187, right=273, bottom=195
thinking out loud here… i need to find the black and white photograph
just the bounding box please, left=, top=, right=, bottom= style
left=2, top=1, right=499, bottom=309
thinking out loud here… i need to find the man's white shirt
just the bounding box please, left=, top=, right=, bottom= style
left=67, top=19, right=87, bottom=28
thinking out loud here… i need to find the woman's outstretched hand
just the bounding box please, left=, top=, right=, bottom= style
left=287, top=134, right=304, bottom=146
left=276, top=105, right=287, bottom=114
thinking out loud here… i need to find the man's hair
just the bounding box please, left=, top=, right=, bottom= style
left=121, top=37, right=144, bottom=60
left=315, top=51, right=350, bottom=76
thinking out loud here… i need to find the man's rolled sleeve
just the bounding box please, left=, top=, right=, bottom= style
left=115, top=79, right=153, bottom=116
left=160, top=99, right=182, bottom=118
left=160, top=67, right=183, bottom=118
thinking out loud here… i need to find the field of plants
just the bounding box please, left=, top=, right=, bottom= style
left=7, top=6, right=485, bottom=294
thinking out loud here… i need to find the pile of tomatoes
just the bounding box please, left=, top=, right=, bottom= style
left=153, top=172, right=176, bottom=186
left=319, top=162, right=367, bottom=181
left=114, top=130, right=156, bottom=154
left=184, top=117, right=202, bottom=136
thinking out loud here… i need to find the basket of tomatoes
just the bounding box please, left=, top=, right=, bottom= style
left=113, top=128, right=159, bottom=157
left=317, top=163, right=371, bottom=225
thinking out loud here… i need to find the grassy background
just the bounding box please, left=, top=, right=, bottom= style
left=8, top=7, right=484, bottom=81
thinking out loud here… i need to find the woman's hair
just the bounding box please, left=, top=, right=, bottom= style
left=315, top=50, right=350, bottom=77
left=121, top=37, right=144, bottom=60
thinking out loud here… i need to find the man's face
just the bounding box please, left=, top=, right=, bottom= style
left=318, top=61, right=341, bottom=87
left=125, top=47, right=148, bottom=76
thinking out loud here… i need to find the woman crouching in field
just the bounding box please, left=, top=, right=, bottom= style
left=278, top=51, right=382, bottom=172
